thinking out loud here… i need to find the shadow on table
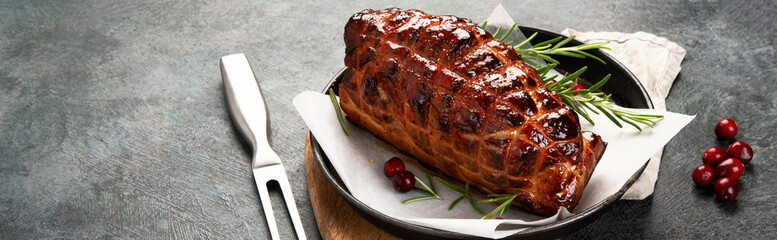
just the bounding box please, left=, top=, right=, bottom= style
left=566, top=195, right=654, bottom=239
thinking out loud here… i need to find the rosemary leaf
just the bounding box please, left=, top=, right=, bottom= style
left=564, top=97, right=594, bottom=125
left=522, top=57, right=538, bottom=66
left=328, top=88, right=350, bottom=136
left=615, top=114, right=643, bottom=131
left=578, top=98, right=601, bottom=114
left=493, top=25, right=503, bottom=37
left=535, top=63, right=557, bottom=76
left=413, top=187, right=433, bottom=195
left=427, top=175, right=436, bottom=194
left=586, top=74, right=611, bottom=92
left=403, top=196, right=439, bottom=204
left=595, top=104, right=623, bottom=128
left=481, top=194, right=517, bottom=219
left=576, top=41, right=611, bottom=50
left=557, top=67, right=587, bottom=85
left=415, top=176, right=441, bottom=200
left=449, top=196, right=465, bottom=210
left=499, top=23, right=518, bottom=42
left=478, top=196, right=511, bottom=203
left=433, top=176, right=464, bottom=194
left=573, top=50, right=606, bottom=65
left=535, top=53, right=558, bottom=63
left=550, top=35, right=575, bottom=51
left=468, top=195, right=485, bottom=215
left=554, top=51, right=586, bottom=58
left=533, top=36, right=563, bottom=48
left=513, top=32, right=538, bottom=48
left=641, top=114, right=666, bottom=118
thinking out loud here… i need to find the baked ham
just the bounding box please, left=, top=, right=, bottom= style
left=339, top=8, right=606, bottom=216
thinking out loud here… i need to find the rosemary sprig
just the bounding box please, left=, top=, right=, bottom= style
left=415, top=176, right=440, bottom=199
left=487, top=23, right=663, bottom=130
left=513, top=33, right=611, bottom=65
left=544, top=68, right=664, bottom=130
left=402, top=174, right=522, bottom=219
left=567, top=91, right=664, bottom=131
left=328, top=89, right=350, bottom=136
left=448, top=182, right=470, bottom=210
left=433, top=176, right=485, bottom=214
left=479, top=194, right=517, bottom=219
left=402, top=175, right=442, bottom=204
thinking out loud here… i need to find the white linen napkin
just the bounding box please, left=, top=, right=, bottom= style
left=559, top=29, right=687, bottom=199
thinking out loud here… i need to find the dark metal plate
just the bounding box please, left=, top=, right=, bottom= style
left=310, top=26, right=652, bottom=239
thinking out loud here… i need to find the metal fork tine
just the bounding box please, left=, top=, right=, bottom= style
left=254, top=164, right=306, bottom=240
left=255, top=174, right=280, bottom=239
left=277, top=171, right=307, bottom=240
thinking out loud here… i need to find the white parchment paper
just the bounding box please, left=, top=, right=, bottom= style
left=290, top=5, right=693, bottom=238
left=293, top=91, right=693, bottom=239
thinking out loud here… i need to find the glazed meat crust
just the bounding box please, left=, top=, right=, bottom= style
left=339, top=8, right=606, bottom=216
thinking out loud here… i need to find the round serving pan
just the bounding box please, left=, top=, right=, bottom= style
left=310, top=26, right=653, bottom=239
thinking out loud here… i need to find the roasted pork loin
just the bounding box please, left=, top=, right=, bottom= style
left=339, top=8, right=606, bottom=216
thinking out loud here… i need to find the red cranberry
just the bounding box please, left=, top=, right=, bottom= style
left=715, top=158, right=744, bottom=180
left=714, top=118, right=738, bottom=139
left=383, top=157, right=406, bottom=178
left=701, top=146, right=728, bottom=166
left=727, top=141, right=753, bottom=164
left=714, top=177, right=739, bottom=202
left=571, top=83, right=585, bottom=95
left=692, top=164, right=715, bottom=186
left=392, top=171, right=415, bottom=193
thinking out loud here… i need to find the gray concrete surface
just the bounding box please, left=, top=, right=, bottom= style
left=1, top=0, right=776, bottom=239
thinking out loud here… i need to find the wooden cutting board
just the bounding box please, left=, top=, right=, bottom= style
left=304, top=133, right=401, bottom=240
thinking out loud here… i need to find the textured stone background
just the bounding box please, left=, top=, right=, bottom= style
left=1, top=0, right=775, bottom=239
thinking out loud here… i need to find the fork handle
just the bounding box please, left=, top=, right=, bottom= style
left=220, top=54, right=281, bottom=168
